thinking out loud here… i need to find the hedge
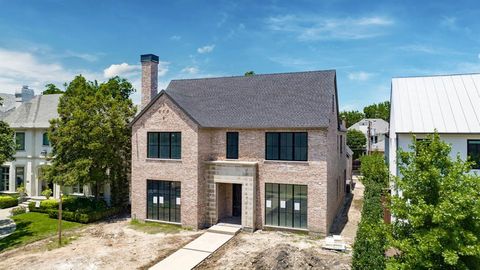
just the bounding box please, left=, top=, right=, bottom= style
left=47, top=207, right=123, bottom=224
left=0, top=196, right=18, bottom=209
left=29, top=196, right=108, bottom=214
left=352, top=154, right=388, bottom=270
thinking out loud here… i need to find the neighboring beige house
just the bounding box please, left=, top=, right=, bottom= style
left=0, top=87, right=109, bottom=201
left=131, top=54, right=349, bottom=234
left=348, top=118, right=389, bottom=153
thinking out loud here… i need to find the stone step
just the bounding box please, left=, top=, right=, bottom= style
left=207, top=224, right=241, bottom=235
left=0, top=219, right=15, bottom=237
left=0, top=218, right=12, bottom=226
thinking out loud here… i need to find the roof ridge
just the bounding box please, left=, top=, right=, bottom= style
left=393, top=72, right=480, bottom=79
left=169, top=69, right=336, bottom=82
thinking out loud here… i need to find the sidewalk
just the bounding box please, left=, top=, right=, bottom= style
left=150, top=224, right=240, bottom=270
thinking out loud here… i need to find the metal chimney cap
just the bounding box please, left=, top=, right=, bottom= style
left=140, top=54, right=159, bottom=63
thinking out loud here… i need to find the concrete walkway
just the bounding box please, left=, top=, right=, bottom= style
left=150, top=224, right=241, bottom=270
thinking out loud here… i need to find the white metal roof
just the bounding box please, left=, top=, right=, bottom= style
left=391, top=73, right=480, bottom=133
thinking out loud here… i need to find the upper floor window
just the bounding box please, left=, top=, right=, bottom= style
left=340, top=135, right=343, bottom=154
left=265, top=132, right=307, bottom=161
left=467, top=140, right=480, bottom=169
left=15, top=132, right=25, bottom=151
left=147, top=132, right=181, bottom=159
left=42, top=132, right=50, bottom=146
left=226, top=132, right=239, bottom=159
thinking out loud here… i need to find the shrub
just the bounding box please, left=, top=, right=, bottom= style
left=10, top=206, right=26, bottom=216
left=28, top=196, right=108, bottom=213
left=48, top=207, right=123, bottom=224
left=352, top=154, right=388, bottom=270
left=41, top=188, right=53, bottom=199
left=0, top=196, right=18, bottom=209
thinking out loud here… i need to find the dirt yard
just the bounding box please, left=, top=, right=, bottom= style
left=0, top=218, right=201, bottom=270
left=196, top=177, right=365, bottom=270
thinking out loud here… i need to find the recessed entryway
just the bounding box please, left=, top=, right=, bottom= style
left=217, top=183, right=242, bottom=225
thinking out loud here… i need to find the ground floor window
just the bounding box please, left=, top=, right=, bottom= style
left=265, top=183, right=307, bottom=229
left=0, top=167, right=9, bottom=191
left=15, top=166, right=24, bottom=189
left=147, top=180, right=181, bottom=223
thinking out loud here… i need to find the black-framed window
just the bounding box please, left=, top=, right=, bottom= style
left=467, top=140, right=480, bottom=169
left=15, top=166, right=24, bottom=189
left=147, top=180, right=181, bottom=223
left=265, top=132, right=307, bottom=161
left=147, top=132, right=181, bottom=159
left=265, top=183, right=307, bottom=229
left=42, top=132, right=50, bottom=146
left=15, top=132, right=25, bottom=151
left=0, top=167, right=9, bottom=191
left=226, top=132, right=239, bottom=159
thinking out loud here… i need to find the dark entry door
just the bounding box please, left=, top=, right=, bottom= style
left=232, top=184, right=242, bottom=217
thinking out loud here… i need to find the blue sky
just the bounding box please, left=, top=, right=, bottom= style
left=0, top=0, right=479, bottom=110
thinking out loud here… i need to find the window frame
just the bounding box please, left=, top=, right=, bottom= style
left=15, top=132, right=25, bottom=151
left=226, top=132, right=239, bottom=159
left=0, top=167, right=9, bottom=191
left=146, top=180, right=181, bottom=223
left=42, top=132, right=50, bottom=146
left=467, top=139, right=480, bottom=169
left=147, top=132, right=182, bottom=159
left=265, top=132, right=308, bottom=161
left=265, top=183, right=307, bottom=229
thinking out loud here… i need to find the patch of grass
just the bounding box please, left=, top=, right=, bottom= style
left=46, top=233, right=80, bottom=250
left=0, top=212, right=84, bottom=252
left=353, top=198, right=364, bottom=211
left=129, top=219, right=183, bottom=234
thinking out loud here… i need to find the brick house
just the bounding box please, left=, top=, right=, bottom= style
left=131, top=54, right=348, bottom=234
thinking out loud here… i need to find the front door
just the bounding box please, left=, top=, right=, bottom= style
left=232, top=184, right=242, bottom=217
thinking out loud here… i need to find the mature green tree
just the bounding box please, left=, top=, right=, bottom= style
left=0, top=96, right=16, bottom=165
left=42, top=83, right=64, bottom=95
left=363, top=101, right=390, bottom=122
left=0, top=120, right=16, bottom=165
left=244, top=71, right=255, bottom=76
left=347, top=129, right=366, bottom=159
left=340, top=110, right=365, bottom=127
left=388, top=133, right=480, bottom=269
left=44, top=75, right=136, bottom=206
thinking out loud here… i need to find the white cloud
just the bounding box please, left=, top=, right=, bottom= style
left=170, top=35, right=181, bottom=41
left=63, top=50, right=99, bottom=62
left=197, top=45, right=215, bottom=54
left=104, top=60, right=169, bottom=78
left=0, top=48, right=99, bottom=94
left=478, top=53, right=480, bottom=60
left=104, top=63, right=140, bottom=78
left=266, top=15, right=394, bottom=41
left=181, top=66, right=199, bottom=74
left=348, top=71, right=374, bottom=81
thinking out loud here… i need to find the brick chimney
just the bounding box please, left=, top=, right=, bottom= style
left=140, top=54, right=159, bottom=109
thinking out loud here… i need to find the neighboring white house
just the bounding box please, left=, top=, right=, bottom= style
left=0, top=86, right=109, bottom=201
left=349, top=118, right=389, bottom=153
left=389, top=73, right=480, bottom=176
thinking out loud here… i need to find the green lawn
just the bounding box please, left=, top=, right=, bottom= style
left=0, top=212, right=84, bottom=251
left=129, top=219, right=184, bottom=234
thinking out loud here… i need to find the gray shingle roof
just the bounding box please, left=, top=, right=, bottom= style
left=156, top=70, right=337, bottom=128
left=0, top=93, right=15, bottom=120
left=3, top=94, right=61, bottom=128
